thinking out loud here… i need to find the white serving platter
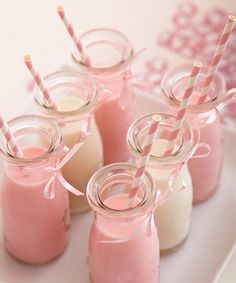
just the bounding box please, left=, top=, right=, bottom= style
left=0, top=92, right=236, bottom=283
left=213, top=243, right=236, bottom=283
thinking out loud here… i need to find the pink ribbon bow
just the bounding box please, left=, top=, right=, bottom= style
left=44, top=115, right=91, bottom=200
left=156, top=141, right=211, bottom=207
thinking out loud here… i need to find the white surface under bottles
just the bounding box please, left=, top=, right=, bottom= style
left=213, top=244, right=236, bottom=283
left=0, top=92, right=236, bottom=283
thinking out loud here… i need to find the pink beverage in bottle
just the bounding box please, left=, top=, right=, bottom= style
left=0, top=115, right=70, bottom=264
left=71, top=28, right=135, bottom=165
left=87, top=163, right=159, bottom=283
left=162, top=65, right=226, bottom=203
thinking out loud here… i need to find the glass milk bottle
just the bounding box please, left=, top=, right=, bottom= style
left=0, top=115, right=70, bottom=264
left=71, top=28, right=135, bottom=165
left=87, top=163, right=159, bottom=283
left=127, top=113, right=199, bottom=253
left=162, top=65, right=226, bottom=203
left=34, top=71, right=103, bottom=213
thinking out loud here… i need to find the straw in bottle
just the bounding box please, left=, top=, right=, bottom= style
left=197, top=15, right=236, bottom=104
left=127, top=115, right=160, bottom=207
left=164, top=61, right=203, bottom=156
left=24, top=55, right=56, bottom=109
left=57, top=6, right=91, bottom=65
left=0, top=116, right=23, bottom=158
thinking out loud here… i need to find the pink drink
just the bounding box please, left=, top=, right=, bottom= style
left=89, top=194, right=159, bottom=283
left=95, top=87, right=134, bottom=165
left=1, top=146, right=70, bottom=264
left=162, top=65, right=226, bottom=203
left=187, top=109, right=223, bottom=202
left=72, top=28, right=136, bottom=165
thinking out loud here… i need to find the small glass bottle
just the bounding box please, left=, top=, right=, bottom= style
left=34, top=71, right=103, bottom=213
left=161, top=65, right=226, bottom=203
left=0, top=115, right=70, bottom=264
left=87, top=162, right=159, bottom=283
left=127, top=113, right=199, bottom=253
left=71, top=28, right=135, bottom=165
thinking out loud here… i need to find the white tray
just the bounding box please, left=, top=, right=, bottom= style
left=0, top=93, right=236, bottom=283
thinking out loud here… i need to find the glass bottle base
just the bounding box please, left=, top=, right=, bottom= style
left=69, top=194, right=91, bottom=214
left=193, top=184, right=219, bottom=204
left=70, top=204, right=91, bottom=214
left=4, top=241, right=68, bottom=265
left=160, top=233, right=189, bottom=255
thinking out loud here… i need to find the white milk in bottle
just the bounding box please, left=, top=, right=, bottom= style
left=127, top=113, right=198, bottom=253
left=34, top=71, right=103, bottom=213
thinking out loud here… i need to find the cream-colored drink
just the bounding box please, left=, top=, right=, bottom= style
left=56, top=97, right=103, bottom=213
left=148, top=139, right=193, bottom=252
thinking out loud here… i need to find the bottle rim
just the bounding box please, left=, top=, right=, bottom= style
left=71, top=27, right=134, bottom=78
left=127, top=112, right=198, bottom=166
left=161, top=64, right=226, bottom=114
left=0, top=114, right=63, bottom=165
left=34, top=70, right=98, bottom=121
left=86, top=162, right=156, bottom=219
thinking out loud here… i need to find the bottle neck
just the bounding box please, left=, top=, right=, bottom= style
left=87, top=163, right=156, bottom=220
left=35, top=101, right=92, bottom=125
left=127, top=113, right=197, bottom=167
left=34, top=71, right=97, bottom=123
left=0, top=115, right=63, bottom=167
left=161, top=65, right=226, bottom=114
left=94, top=210, right=154, bottom=241
left=3, top=153, right=60, bottom=170
left=71, top=28, right=134, bottom=80
left=185, top=108, right=219, bottom=127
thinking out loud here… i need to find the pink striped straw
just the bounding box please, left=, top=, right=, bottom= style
left=164, top=62, right=203, bottom=156
left=197, top=15, right=236, bottom=104
left=57, top=6, right=91, bottom=65
left=0, top=116, right=23, bottom=158
left=128, top=115, right=160, bottom=207
left=24, top=55, right=56, bottom=109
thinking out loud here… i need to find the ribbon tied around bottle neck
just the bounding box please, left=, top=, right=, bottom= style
left=155, top=141, right=211, bottom=207
left=43, top=115, right=91, bottom=200
left=98, top=48, right=146, bottom=110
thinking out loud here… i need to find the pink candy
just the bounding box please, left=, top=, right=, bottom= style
left=139, top=3, right=236, bottom=101
left=203, top=8, right=227, bottom=31
left=146, top=56, right=168, bottom=72
left=158, top=31, right=173, bottom=47
left=154, top=2, right=236, bottom=90
left=172, top=13, right=190, bottom=27
left=177, top=2, right=198, bottom=17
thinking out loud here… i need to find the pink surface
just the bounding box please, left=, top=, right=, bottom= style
left=89, top=194, right=159, bottom=283
left=1, top=146, right=70, bottom=264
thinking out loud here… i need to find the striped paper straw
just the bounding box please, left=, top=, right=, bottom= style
left=57, top=6, right=91, bottom=65
left=24, top=55, right=56, bottom=109
left=0, top=116, right=23, bottom=158
left=197, top=15, right=236, bottom=104
left=164, top=62, right=203, bottom=156
left=128, top=115, right=160, bottom=207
